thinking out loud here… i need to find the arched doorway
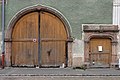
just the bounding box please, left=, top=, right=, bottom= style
left=83, top=24, right=119, bottom=68
left=5, top=5, right=72, bottom=67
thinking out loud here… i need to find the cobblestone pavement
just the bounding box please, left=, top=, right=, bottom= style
left=0, top=68, right=120, bottom=80
left=0, top=76, right=120, bottom=80
left=0, top=68, right=120, bottom=76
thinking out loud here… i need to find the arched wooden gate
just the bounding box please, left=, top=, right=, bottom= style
left=11, top=11, right=67, bottom=67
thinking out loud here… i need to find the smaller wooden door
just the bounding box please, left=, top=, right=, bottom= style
left=89, top=38, right=112, bottom=67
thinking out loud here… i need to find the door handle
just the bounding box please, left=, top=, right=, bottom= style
left=47, top=49, right=52, bottom=56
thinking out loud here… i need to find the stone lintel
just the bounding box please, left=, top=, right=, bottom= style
left=83, top=24, right=119, bottom=32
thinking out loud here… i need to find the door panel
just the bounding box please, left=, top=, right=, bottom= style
left=90, top=38, right=111, bottom=66
left=12, top=12, right=39, bottom=66
left=40, top=12, right=67, bottom=66
left=41, top=41, right=66, bottom=66
left=12, top=11, right=67, bottom=67
left=40, top=12, right=67, bottom=39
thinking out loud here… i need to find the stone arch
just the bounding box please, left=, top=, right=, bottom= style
left=5, top=5, right=73, bottom=67
left=85, top=34, right=117, bottom=43
left=6, top=5, right=72, bottom=39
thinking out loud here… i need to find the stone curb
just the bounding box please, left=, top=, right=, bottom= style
left=0, top=74, right=120, bottom=77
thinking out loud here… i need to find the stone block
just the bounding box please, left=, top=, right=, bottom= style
left=72, top=56, right=84, bottom=67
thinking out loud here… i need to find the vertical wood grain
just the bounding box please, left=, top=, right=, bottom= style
left=40, top=12, right=67, bottom=66
left=12, top=12, right=39, bottom=66
left=90, top=38, right=112, bottom=65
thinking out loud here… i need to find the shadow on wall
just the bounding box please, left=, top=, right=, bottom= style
left=0, top=56, right=2, bottom=67
left=0, top=32, right=2, bottom=67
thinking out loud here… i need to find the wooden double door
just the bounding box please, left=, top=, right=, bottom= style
left=89, top=38, right=112, bottom=67
left=12, top=11, right=67, bottom=67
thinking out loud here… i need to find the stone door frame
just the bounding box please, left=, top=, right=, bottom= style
left=83, top=24, right=119, bottom=67
left=5, top=5, right=73, bottom=67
